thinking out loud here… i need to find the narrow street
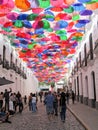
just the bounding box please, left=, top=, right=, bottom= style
left=0, top=102, right=85, bottom=130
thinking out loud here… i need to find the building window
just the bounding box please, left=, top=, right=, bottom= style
left=84, top=44, right=87, bottom=66
left=89, top=33, right=93, bottom=60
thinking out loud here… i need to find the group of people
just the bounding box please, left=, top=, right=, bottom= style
left=44, top=90, right=75, bottom=122
left=27, top=90, right=75, bottom=123
left=0, top=88, right=75, bottom=124
left=0, top=88, right=24, bottom=123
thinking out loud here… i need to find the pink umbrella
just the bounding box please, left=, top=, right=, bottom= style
left=32, top=8, right=43, bottom=14
left=0, top=17, right=8, bottom=25
left=7, top=12, right=19, bottom=20
left=0, top=0, right=14, bottom=14
left=0, top=0, right=8, bottom=5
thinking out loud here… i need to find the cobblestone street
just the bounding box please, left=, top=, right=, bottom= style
left=0, top=102, right=85, bottom=130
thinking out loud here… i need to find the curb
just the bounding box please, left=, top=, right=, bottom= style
left=67, top=106, right=90, bottom=130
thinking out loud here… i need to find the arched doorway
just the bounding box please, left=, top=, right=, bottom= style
left=91, top=71, right=96, bottom=107
left=85, top=76, right=89, bottom=105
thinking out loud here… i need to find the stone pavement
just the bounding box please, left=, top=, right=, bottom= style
left=67, top=101, right=98, bottom=130
left=0, top=102, right=85, bottom=130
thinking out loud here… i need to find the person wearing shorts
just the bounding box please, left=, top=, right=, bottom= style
left=44, top=91, right=54, bottom=120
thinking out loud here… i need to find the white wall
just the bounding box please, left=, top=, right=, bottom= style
left=70, top=13, right=98, bottom=105
left=0, top=34, right=39, bottom=97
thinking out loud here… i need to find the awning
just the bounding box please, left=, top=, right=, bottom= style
left=0, top=77, right=14, bottom=86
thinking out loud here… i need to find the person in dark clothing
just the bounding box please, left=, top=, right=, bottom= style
left=16, top=91, right=23, bottom=113
left=4, top=88, right=12, bottom=111
left=16, top=91, right=21, bottom=102
left=39, top=92, right=43, bottom=102
left=19, top=97, right=23, bottom=113
left=24, top=95, right=27, bottom=105
left=0, top=92, right=3, bottom=110
left=72, top=91, right=75, bottom=104
left=60, top=91, right=67, bottom=123
left=28, top=93, right=32, bottom=111
left=53, top=92, right=58, bottom=116
left=0, top=107, right=11, bottom=123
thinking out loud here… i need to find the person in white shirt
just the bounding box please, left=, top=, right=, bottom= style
left=32, top=94, right=37, bottom=112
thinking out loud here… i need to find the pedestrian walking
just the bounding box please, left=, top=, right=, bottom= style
left=44, top=91, right=54, bottom=120
left=39, top=92, right=43, bottom=102
left=24, top=95, right=27, bottom=105
left=18, top=96, right=23, bottom=113
left=60, top=90, right=67, bottom=123
left=32, top=93, right=37, bottom=112
left=53, top=92, right=58, bottom=116
left=28, top=93, right=32, bottom=111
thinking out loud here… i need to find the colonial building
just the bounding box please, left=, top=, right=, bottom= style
left=70, top=12, right=98, bottom=110
left=0, top=34, right=38, bottom=96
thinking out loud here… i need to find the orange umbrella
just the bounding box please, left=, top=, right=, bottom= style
left=15, top=0, right=30, bottom=10
left=86, top=3, right=98, bottom=10
left=64, top=0, right=76, bottom=5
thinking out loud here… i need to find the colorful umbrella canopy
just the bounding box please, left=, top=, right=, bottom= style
left=0, top=0, right=98, bottom=83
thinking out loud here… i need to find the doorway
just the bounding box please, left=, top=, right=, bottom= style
left=91, top=71, right=96, bottom=107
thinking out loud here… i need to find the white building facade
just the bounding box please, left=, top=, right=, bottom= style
left=0, top=34, right=39, bottom=96
left=70, top=12, right=98, bottom=110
